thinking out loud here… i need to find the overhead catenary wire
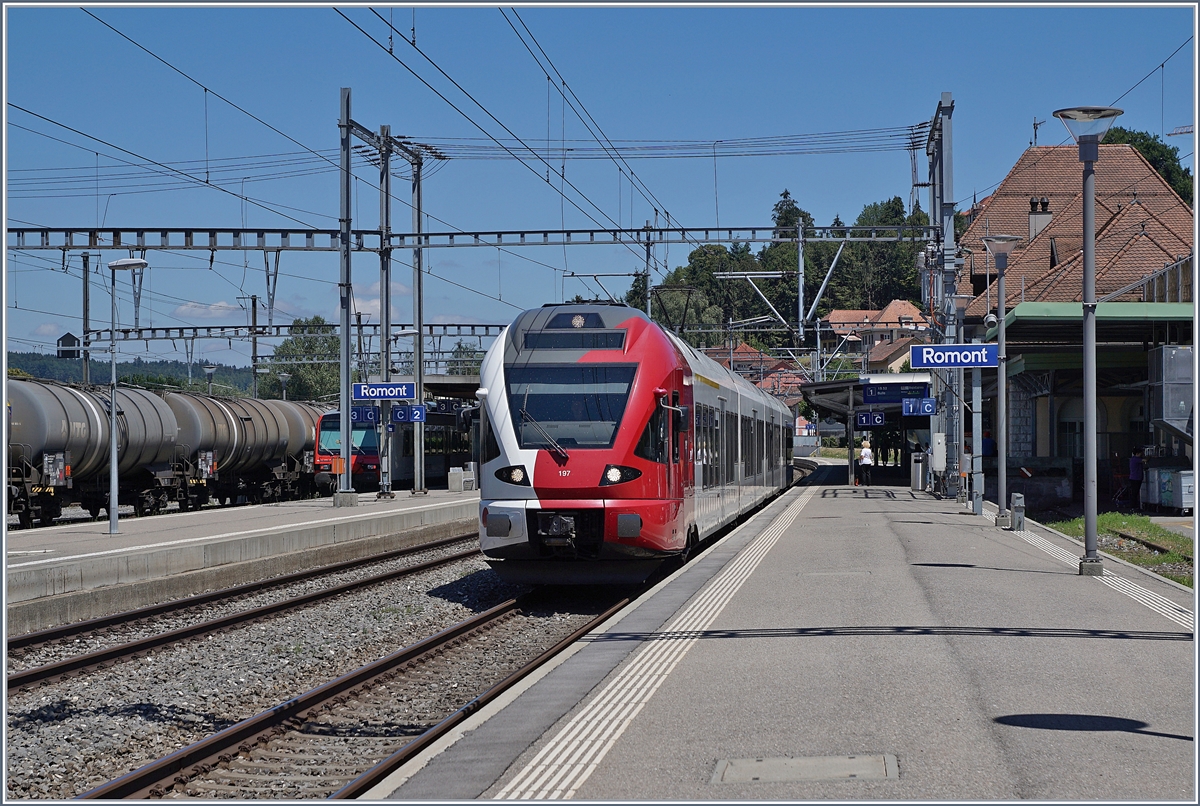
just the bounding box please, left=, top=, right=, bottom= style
left=349, top=9, right=652, bottom=273
left=70, top=9, right=576, bottom=286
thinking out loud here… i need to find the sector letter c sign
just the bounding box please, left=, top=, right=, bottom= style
left=909, top=344, right=998, bottom=369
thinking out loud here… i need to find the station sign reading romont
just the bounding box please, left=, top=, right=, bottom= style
left=909, top=344, right=999, bottom=369
left=352, top=382, right=415, bottom=400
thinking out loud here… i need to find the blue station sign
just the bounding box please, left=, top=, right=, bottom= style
left=863, top=383, right=928, bottom=404
left=390, top=404, right=427, bottom=423
left=349, top=405, right=378, bottom=423
left=352, top=382, right=415, bottom=400
left=855, top=411, right=886, bottom=428
left=902, top=397, right=938, bottom=416
left=909, top=344, right=998, bottom=369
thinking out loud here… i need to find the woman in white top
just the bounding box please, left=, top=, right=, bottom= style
left=859, top=440, right=874, bottom=487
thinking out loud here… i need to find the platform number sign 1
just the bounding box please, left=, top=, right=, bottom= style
left=902, top=397, right=938, bottom=416
left=855, top=411, right=886, bottom=428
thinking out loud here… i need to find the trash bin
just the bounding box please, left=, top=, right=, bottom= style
left=448, top=467, right=464, bottom=492
left=911, top=454, right=925, bottom=492
left=1010, top=492, right=1025, bottom=531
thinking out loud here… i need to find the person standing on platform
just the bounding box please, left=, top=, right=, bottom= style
left=859, top=440, right=874, bottom=487
left=1129, top=447, right=1147, bottom=510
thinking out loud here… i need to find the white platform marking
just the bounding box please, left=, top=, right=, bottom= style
left=496, top=486, right=817, bottom=800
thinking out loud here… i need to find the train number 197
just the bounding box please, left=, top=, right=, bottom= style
left=558, top=469, right=571, bottom=477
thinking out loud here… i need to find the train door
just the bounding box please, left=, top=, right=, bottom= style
left=718, top=397, right=727, bottom=524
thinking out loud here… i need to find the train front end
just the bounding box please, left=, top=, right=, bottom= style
left=478, top=303, right=693, bottom=585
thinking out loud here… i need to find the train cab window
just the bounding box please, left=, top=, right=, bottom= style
left=506, top=364, right=636, bottom=449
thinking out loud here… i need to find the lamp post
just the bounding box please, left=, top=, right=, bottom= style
left=204, top=364, right=217, bottom=395
left=982, top=235, right=1021, bottom=528
left=952, top=293, right=974, bottom=502
left=106, top=257, right=148, bottom=534
left=1054, top=105, right=1122, bottom=575
left=278, top=372, right=291, bottom=401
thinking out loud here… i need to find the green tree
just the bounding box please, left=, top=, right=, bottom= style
left=1104, top=126, right=1193, bottom=206
left=447, top=339, right=485, bottom=375
left=263, top=315, right=340, bottom=401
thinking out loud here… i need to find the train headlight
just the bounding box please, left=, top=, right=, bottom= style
left=494, top=465, right=531, bottom=486
left=600, top=465, right=642, bottom=486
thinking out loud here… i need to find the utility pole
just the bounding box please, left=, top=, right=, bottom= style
left=411, top=151, right=427, bottom=495
left=644, top=219, right=652, bottom=316
left=82, top=253, right=91, bottom=384
left=252, top=295, right=258, bottom=399
left=240, top=294, right=260, bottom=398
left=336, top=87, right=354, bottom=501
left=378, top=124, right=395, bottom=498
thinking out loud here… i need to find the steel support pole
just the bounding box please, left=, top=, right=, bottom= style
left=338, top=88, right=353, bottom=494
left=412, top=155, right=427, bottom=494
left=109, top=265, right=119, bottom=534
left=378, top=126, right=393, bottom=498
left=82, top=253, right=91, bottom=385
left=797, top=231, right=805, bottom=341
left=250, top=295, right=258, bottom=399
left=1081, top=153, right=1102, bottom=573
left=956, top=306, right=966, bottom=503
left=972, top=349, right=983, bottom=516
left=996, top=252, right=1009, bottom=526
left=848, top=388, right=856, bottom=486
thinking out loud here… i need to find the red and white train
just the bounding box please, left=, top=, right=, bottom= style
left=477, top=302, right=794, bottom=584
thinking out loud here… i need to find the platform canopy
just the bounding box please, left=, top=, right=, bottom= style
left=984, top=301, right=1193, bottom=344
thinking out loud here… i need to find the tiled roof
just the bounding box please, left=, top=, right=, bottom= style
left=867, top=335, right=922, bottom=364
left=959, top=144, right=1193, bottom=317
left=821, top=300, right=930, bottom=335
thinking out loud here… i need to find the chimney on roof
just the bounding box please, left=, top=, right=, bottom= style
left=1029, top=196, right=1052, bottom=240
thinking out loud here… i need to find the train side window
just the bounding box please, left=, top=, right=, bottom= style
left=480, top=406, right=501, bottom=463
left=634, top=405, right=667, bottom=464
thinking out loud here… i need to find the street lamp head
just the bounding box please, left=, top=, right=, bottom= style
left=981, top=235, right=1022, bottom=257
left=1053, top=106, right=1123, bottom=143
left=278, top=372, right=291, bottom=382
left=1054, top=107, right=1123, bottom=162
left=951, top=294, right=974, bottom=315
left=107, top=257, right=149, bottom=271
left=203, top=364, right=216, bottom=379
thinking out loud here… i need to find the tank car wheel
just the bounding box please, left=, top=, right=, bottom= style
left=87, top=503, right=102, bottom=519
left=134, top=501, right=145, bottom=517
left=178, top=495, right=190, bottom=512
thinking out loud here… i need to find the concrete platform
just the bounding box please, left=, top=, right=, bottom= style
left=6, top=490, right=479, bottom=634
left=370, top=466, right=1194, bottom=801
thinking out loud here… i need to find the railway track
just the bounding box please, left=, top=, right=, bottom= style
left=78, top=592, right=630, bottom=799
left=7, top=535, right=477, bottom=690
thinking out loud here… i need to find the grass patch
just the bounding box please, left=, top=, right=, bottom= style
left=814, top=447, right=849, bottom=460
left=1045, top=512, right=1192, bottom=588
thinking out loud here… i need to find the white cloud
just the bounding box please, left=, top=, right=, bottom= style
left=173, top=301, right=242, bottom=320
left=32, top=322, right=62, bottom=337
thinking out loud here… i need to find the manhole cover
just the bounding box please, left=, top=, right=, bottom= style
left=712, top=754, right=898, bottom=784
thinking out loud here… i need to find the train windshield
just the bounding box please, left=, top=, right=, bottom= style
left=317, top=421, right=379, bottom=454
left=505, top=364, right=636, bottom=449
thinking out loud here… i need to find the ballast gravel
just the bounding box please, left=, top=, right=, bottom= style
left=5, top=556, right=532, bottom=800
left=7, top=540, right=478, bottom=672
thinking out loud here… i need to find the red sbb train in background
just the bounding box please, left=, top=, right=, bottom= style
left=477, top=302, right=794, bottom=584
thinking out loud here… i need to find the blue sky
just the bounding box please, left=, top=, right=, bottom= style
left=4, top=3, right=1195, bottom=368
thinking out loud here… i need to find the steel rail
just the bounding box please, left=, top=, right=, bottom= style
left=8, top=534, right=473, bottom=651
left=75, top=599, right=522, bottom=800
left=8, top=547, right=478, bottom=691
left=329, top=595, right=632, bottom=799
